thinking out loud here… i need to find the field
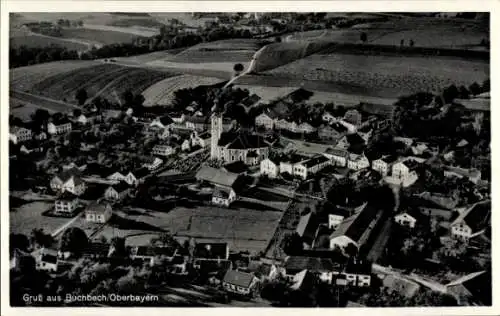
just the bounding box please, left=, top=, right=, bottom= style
left=142, top=74, right=224, bottom=106
left=60, top=28, right=142, bottom=45
left=10, top=201, right=70, bottom=236
left=15, top=63, right=176, bottom=104
left=265, top=53, right=489, bottom=98
left=10, top=60, right=99, bottom=91
left=82, top=24, right=160, bottom=37
left=94, top=206, right=282, bottom=254
left=108, top=17, right=165, bottom=28
left=10, top=34, right=88, bottom=51
left=233, top=85, right=298, bottom=104
left=113, top=49, right=184, bottom=64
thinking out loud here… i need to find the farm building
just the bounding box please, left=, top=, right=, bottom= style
left=50, top=168, right=86, bottom=196
left=212, top=187, right=237, bottom=207
left=104, top=181, right=131, bottom=201
left=347, top=153, right=370, bottom=171
left=47, top=118, right=72, bottom=135
left=85, top=201, right=113, bottom=224
left=131, top=246, right=178, bottom=266
left=222, top=270, right=260, bottom=296
left=9, top=126, right=32, bottom=144
left=296, top=211, right=320, bottom=248
left=193, top=242, right=230, bottom=268
left=36, top=248, right=59, bottom=272
left=318, top=123, right=347, bottom=141
left=450, top=200, right=490, bottom=242
left=339, top=259, right=372, bottom=287
left=283, top=256, right=341, bottom=285
left=394, top=208, right=425, bottom=229
left=54, top=191, right=79, bottom=215
left=260, top=157, right=280, bottom=178
left=324, top=148, right=349, bottom=167
left=292, top=155, right=331, bottom=180
left=153, top=144, right=176, bottom=157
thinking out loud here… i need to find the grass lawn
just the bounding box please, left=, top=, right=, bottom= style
left=10, top=201, right=70, bottom=236
left=10, top=34, right=88, bottom=51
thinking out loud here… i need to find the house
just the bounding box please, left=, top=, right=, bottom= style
left=76, top=113, right=101, bottom=125
left=392, top=158, right=421, bottom=182
left=340, top=259, right=371, bottom=287
left=54, top=191, right=79, bottom=215
left=343, top=109, right=362, bottom=127
left=195, top=166, right=240, bottom=189
left=444, top=166, right=482, bottom=184
left=328, top=207, right=353, bottom=230
left=102, top=106, right=123, bottom=120
left=107, top=171, right=126, bottom=183
left=394, top=208, right=425, bottom=229
left=85, top=201, right=112, bottom=223
left=296, top=211, right=320, bottom=248
left=329, top=203, right=382, bottom=253
left=131, top=246, right=178, bottom=266
left=324, top=148, right=349, bottom=167
left=393, top=136, right=414, bottom=147
left=81, top=242, right=112, bottom=260
left=181, top=139, right=191, bottom=151
left=255, top=111, right=278, bottom=130
left=297, top=122, right=317, bottom=134
left=36, top=248, right=59, bottom=272
left=445, top=270, right=491, bottom=306
left=104, top=181, right=131, bottom=201
left=150, top=115, right=174, bottom=129
left=222, top=270, right=259, bottom=296
left=411, top=142, right=429, bottom=156
left=212, top=187, right=237, bottom=207
left=50, top=169, right=86, bottom=195
left=143, top=157, right=163, bottom=171
left=260, top=157, right=280, bottom=178
left=372, top=155, right=398, bottom=176
left=450, top=200, right=490, bottom=241
left=408, top=194, right=454, bottom=221
left=284, top=256, right=341, bottom=285
left=47, top=118, right=72, bottom=135
left=293, top=155, right=330, bottom=180
left=193, top=242, right=230, bottom=268
left=153, top=144, right=176, bottom=157
left=9, top=126, right=32, bottom=144
left=190, top=131, right=211, bottom=148
left=318, top=123, right=346, bottom=141
left=347, top=153, right=370, bottom=171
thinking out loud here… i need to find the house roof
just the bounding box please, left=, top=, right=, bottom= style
left=452, top=200, right=491, bottom=233
left=218, top=131, right=268, bottom=149
left=82, top=242, right=111, bottom=257
left=133, top=167, right=150, bottom=179
left=330, top=203, right=378, bottom=244
left=290, top=269, right=314, bottom=291
left=284, top=256, right=336, bottom=272
left=326, top=148, right=349, bottom=158
left=52, top=117, right=72, bottom=126
left=86, top=201, right=111, bottom=214
left=301, top=155, right=329, bottom=168
left=397, top=207, right=425, bottom=222
left=378, top=155, right=399, bottom=164
left=359, top=102, right=396, bottom=118
left=135, top=246, right=177, bottom=257
left=55, top=168, right=82, bottom=183
left=109, top=181, right=130, bottom=194
left=194, top=243, right=228, bottom=260
left=223, top=161, right=248, bottom=174
left=158, top=115, right=174, bottom=126
left=247, top=261, right=274, bottom=277
left=196, top=166, right=239, bottom=188
left=346, top=133, right=365, bottom=145
left=296, top=212, right=319, bottom=244
left=223, top=270, right=256, bottom=288
left=57, top=191, right=78, bottom=201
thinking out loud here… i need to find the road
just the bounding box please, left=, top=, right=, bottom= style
left=10, top=90, right=79, bottom=113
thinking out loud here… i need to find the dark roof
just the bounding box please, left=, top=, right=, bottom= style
left=223, top=161, right=248, bottom=174
left=41, top=254, right=58, bottom=264
left=459, top=201, right=491, bottom=233
left=379, top=155, right=399, bottom=164
left=86, top=201, right=111, bottom=214
left=403, top=159, right=421, bottom=171
left=398, top=207, right=425, bottom=221
left=218, top=132, right=267, bottom=149
left=133, top=167, right=150, bottom=179
left=109, top=181, right=130, bottom=194
left=194, top=243, right=228, bottom=260
left=223, top=270, right=256, bottom=288
left=301, top=155, right=329, bottom=168
left=240, top=94, right=261, bottom=106
left=57, top=191, right=78, bottom=201
left=158, top=115, right=174, bottom=126
left=284, top=256, right=337, bottom=273
left=55, top=168, right=82, bottom=182
left=344, top=258, right=371, bottom=274
left=82, top=242, right=110, bottom=257
left=135, top=246, right=177, bottom=257
left=330, top=203, right=379, bottom=243
left=346, top=133, right=365, bottom=145
left=447, top=270, right=492, bottom=305
left=326, top=148, right=348, bottom=158
left=296, top=212, right=319, bottom=244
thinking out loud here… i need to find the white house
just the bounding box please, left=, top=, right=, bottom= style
left=394, top=208, right=422, bottom=229
left=394, top=136, right=414, bottom=147
left=85, top=201, right=112, bottom=223
left=341, top=259, right=372, bottom=287
left=9, top=126, right=32, bottom=144
left=255, top=112, right=276, bottom=130
left=212, top=187, right=237, bottom=207
left=260, top=158, right=280, bottom=178
left=372, top=155, right=399, bottom=177
left=54, top=191, right=78, bottom=215
left=450, top=200, right=490, bottom=242
left=150, top=115, right=174, bottom=129
left=325, top=148, right=349, bottom=167
left=181, top=139, right=191, bottom=152
left=104, top=182, right=130, bottom=201
left=50, top=169, right=86, bottom=196
left=153, top=144, right=176, bottom=157
left=392, top=158, right=420, bottom=181
left=47, top=119, right=72, bottom=135
left=293, top=155, right=330, bottom=180
left=347, top=153, right=370, bottom=171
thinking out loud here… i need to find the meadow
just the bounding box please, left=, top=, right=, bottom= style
left=10, top=34, right=88, bottom=51
left=60, top=28, right=142, bottom=45
left=10, top=201, right=70, bottom=236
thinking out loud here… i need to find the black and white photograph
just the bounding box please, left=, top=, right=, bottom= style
left=4, top=5, right=493, bottom=311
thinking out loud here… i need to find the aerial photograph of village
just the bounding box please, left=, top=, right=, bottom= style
left=8, top=11, right=491, bottom=307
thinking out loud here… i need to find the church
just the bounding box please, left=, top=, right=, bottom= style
left=210, top=106, right=270, bottom=166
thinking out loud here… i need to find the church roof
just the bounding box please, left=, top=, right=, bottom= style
left=218, top=132, right=268, bottom=149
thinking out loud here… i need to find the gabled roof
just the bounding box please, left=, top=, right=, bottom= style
left=218, top=132, right=268, bottom=149
left=196, top=166, right=239, bottom=188
left=330, top=203, right=378, bottom=244
left=396, top=207, right=425, bottom=222
left=86, top=201, right=111, bottom=214
left=346, top=133, right=365, bottom=145
left=57, top=191, right=78, bottom=201
left=284, top=256, right=337, bottom=272
left=377, top=155, right=399, bottom=164
left=108, top=181, right=130, bottom=194
left=296, top=212, right=319, bottom=244
left=301, top=155, right=329, bottom=168
left=51, top=117, right=72, bottom=126
left=194, top=242, right=228, bottom=260
left=223, top=270, right=256, bottom=288
left=135, top=246, right=177, bottom=257
left=452, top=200, right=491, bottom=233
left=223, top=161, right=248, bottom=174
left=55, top=168, right=82, bottom=183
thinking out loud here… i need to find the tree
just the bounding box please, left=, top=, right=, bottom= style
left=233, top=63, right=244, bottom=73
left=458, top=85, right=470, bottom=99
left=409, top=39, right=415, bottom=47
left=30, top=228, right=54, bottom=249
left=59, top=227, right=88, bottom=256
left=400, top=39, right=404, bottom=46
left=73, top=108, right=82, bottom=117
left=281, top=232, right=304, bottom=256
left=31, top=109, right=50, bottom=126
left=469, top=82, right=481, bottom=96
left=360, top=32, right=368, bottom=43
left=275, top=36, right=282, bottom=43
left=481, top=79, right=490, bottom=92
left=75, top=88, right=88, bottom=105
left=442, top=84, right=459, bottom=103
left=10, top=233, right=30, bottom=256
